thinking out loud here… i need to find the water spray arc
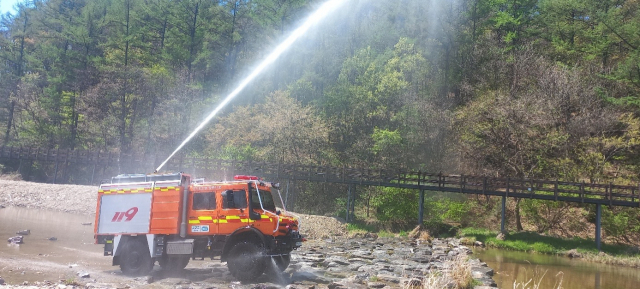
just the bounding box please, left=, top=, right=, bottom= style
left=156, top=0, right=346, bottom=172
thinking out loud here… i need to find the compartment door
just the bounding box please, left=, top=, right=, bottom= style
left=97, top=193, right=152, bottom=234
left=188, top=191, right=219, bottom=235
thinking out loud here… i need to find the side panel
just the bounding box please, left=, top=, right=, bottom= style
left=149, top=187, right=182, bottom=234
left=97, top=193, right=152, bottom=234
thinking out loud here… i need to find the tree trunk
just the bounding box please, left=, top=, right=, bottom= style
left=3, top=100, right=16, bottom=145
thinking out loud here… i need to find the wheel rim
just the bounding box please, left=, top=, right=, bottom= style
left=126, top=251, right=143, bottom=270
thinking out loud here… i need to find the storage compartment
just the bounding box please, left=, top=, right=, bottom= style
left=167, top=239, right=194, bottom=255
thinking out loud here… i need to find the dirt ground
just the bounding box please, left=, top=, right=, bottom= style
left=0, top=178, right=348, bottom=288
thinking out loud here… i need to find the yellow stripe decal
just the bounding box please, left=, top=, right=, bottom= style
left=189, top=220, right=200, bottom=224
left=198, top=216, right=213, bottom=220
left=226, top=216, right=240, bottom=220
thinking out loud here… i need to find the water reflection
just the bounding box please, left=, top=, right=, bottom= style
left=474, top=248, right=640, bottom=289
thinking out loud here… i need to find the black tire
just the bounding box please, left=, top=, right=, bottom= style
left=119, top=238, right=153, bottom=276
left=159, top=255, right=190, bottom=271
left=226, top=242, right=266, bottom=281
left=269, top=254, right=291, bottom=272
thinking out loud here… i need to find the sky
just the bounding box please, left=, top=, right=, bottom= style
left=1, top=0, right=19, bottom=15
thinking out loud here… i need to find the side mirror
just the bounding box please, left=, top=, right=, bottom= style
left=276, top=210, right=281, bottom=215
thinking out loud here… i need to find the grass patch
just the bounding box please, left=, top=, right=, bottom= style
left=347, top=222, right=377, bottom=233
left=377, top=230, right=395, bottom=238
left=458, top=227, right=640, bottom=260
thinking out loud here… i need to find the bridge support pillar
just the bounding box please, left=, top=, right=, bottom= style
left=418, top=189, right=425, bottom=225
left=346, top=185, right=352, bottom=223
left=501, top=195, right=506, bottom=232
left=596, top=203, right=602, bottom=251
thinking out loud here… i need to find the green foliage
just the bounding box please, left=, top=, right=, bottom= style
left=597, top=207, right=640, bottom=243
left=371, top=127, right=402, bottom=155
left=370, top=187, right=418, bottom=223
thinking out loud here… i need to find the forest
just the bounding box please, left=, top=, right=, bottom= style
left=1, top=0, right=639, bottom=244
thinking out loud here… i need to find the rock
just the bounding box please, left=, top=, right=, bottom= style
left=290, top=271, right=331, bottom=283
left=327, top=282, right=346, bottom=289
left=0, top=276, right=4, bottom=285
left=375, top=274, right=401, bottom=284
left=48, top=237, right=58, bottom=241
left=363, top=232, right=378, bottom=240
left=475, top=277, right=498, bottom=287
left=474, top=241, right=485, bottom=247
left=8, top=235, right=24, bottom=244
left=496, top=232, right=506, bottom=241
left=566, top=249, right=582, bottom=258
left=78, top=272, right=90, bottom=278
left=324, top=255, right=349, bottom=266
left=16, top=229, right=30, bottom=235
left=366, top=281, right=387, bottom=288
left=472, top=266, right=494, bottom=277
left=81, top=222, right=92, bottom=226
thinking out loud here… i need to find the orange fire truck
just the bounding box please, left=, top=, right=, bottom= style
left=94, top=173, right=303, bottom=281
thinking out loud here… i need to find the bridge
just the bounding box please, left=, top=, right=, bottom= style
left=2, top=146, right=639, bottom=250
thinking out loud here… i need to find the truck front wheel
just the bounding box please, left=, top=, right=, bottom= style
left=119, top=238, right=153, bottom=275
left=226, top=242, right=266, bottom=281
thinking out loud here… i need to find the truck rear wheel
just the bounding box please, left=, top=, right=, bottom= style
left=226, top=242, right=266, bottom=281
left=159, top=255, right=190, bottom=271
left=119, top=238, right=153, bottom=276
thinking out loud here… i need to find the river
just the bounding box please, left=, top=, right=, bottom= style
left=474, top=248, right=640, bottom=289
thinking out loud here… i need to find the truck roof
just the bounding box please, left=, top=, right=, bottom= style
left=102, top=173, right=278, bottom=190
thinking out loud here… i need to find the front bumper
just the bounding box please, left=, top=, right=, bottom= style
left=270, top=230, right=303, bottom=254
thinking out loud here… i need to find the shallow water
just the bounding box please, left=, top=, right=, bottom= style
left=474, top=248, right=640, bottom=289
left=0, top=207, right=110, bottom=283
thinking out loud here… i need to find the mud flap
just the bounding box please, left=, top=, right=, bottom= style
left=112, top=235, right=122, bottom=266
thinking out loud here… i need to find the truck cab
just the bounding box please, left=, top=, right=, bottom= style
left=94, top=173, right=302, bottom=281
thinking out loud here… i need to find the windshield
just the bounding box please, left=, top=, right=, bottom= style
left=250, top=186, right=276, bottom=212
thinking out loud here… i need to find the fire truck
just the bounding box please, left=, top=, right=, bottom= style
left=94, top=173, right=303, bottom=281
